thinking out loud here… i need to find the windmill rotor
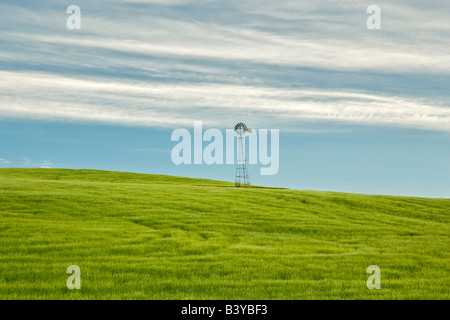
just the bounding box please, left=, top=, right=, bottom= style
left=234, top=122, right=252, bottom=135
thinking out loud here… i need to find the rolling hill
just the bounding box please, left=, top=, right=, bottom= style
left=0, top=168, right=448, bottom=299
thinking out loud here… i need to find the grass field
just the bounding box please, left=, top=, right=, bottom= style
left=0, top=168, right=449, bottom=299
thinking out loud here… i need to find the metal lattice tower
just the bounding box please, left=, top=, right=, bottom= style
left=234, top=122, right=251, bottom=188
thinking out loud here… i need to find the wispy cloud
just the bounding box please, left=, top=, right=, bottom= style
left=8, top=29, right=447, bottom=74
left=3, top=4, right=448, bottom=75
left=0, top=158, right=12, bottom=164
left=0, top=71, right=449, bottom=132
left=0, top=0, right=449, bottom=132
left=22, top=157, right=53, bottom=168
left=36, top=160, right=53, bottom=169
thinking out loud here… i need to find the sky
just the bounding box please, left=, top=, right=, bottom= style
left=0, top=0, right=449, bottom=197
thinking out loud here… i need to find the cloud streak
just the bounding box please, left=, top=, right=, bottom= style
left=0, top=158, right=12, bottom=164
left=1, top=71, right=449, bottom=132
left=9, top=30, right=448, bottom=74
left=0, top=0, right=449, bottom=132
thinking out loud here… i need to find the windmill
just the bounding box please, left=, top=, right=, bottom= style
left=234, top=122, right=252, bottom=188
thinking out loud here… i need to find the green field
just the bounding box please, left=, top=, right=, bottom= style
left=0, top=168, right=449, bottom=299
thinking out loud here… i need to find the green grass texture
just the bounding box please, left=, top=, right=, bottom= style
left=0, top=168, right=449, bottom=299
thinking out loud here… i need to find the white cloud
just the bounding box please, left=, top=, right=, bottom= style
left=0, top=71, right=448, bottom=132
left=22, top=158, right=53, bottom=168
left=6, top=17, right=446, bottom=75
left=37, top=160, right=53, bottom=169
left=1, top=1, right=449, bottom=74
left=0, top=1, right=448, bottom=133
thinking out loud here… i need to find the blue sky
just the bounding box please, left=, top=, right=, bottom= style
left=0, top=0, right=449, bottom=197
